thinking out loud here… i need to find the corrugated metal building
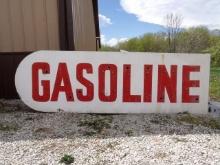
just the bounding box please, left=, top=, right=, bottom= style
left=0, top=0, right=100, bottom=98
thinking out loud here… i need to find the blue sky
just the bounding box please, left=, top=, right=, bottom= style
left=98, top=0, right=164, bottom=46
left=98, top=0, right=220, bottom=46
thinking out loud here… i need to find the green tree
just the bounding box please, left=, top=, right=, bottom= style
left=117, top=38, right=143, bottom=52
left=177, top=27, right=210, bottom=53
left=117, top=33, right=168, bottom=52
left=99, top=45, right=119, bottom=51
left=207, top=40, right=220, bottom=67
left=165, top=13, right=183, bottom=53
left=100, top=25, right=220, bottom=67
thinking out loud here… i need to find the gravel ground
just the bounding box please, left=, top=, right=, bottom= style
left=0, top=99, right=220, bottom=165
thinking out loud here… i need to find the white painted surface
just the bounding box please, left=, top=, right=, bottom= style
left=15, top=51, right=210, bottom=114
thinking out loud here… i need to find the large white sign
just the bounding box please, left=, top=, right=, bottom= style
left=15, top=51, right=210, bottom=114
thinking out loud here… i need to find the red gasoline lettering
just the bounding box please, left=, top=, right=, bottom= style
left=76, top=63, right=94, bottom=101
left=32, top=62, right=200, bottom=103
left=99, top=64, right=117, bottom=102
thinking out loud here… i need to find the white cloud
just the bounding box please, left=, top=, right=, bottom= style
left=120, top=0, right=220, bottom=29
left=101, top=34, right=107, bottom=44
left=101, top=35, right=128, bottom=47
left=99, top=14, right=112, bottom=27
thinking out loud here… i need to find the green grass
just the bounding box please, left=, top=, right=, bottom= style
left=125, top=130, right=134, bottom=137
left=78, top=116, right=113, bottom=134
left=176, top=113, right=220, bottom=129
left=0, top=122, right=19, bottom=132
left=210, top=67, right=220, bottom=101
left=59, top=154, right=74, bottom=165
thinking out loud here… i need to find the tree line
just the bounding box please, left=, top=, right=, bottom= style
left=100, top=14, right=220, bottom=67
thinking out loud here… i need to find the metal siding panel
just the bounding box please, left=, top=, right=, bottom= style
left=76, top=0, right=84, bottom=49
left=9, top=0, right=25, bottom=51
left=72, top=0, right=80, bottom=49
left=57, top=0, right=68, bottom=50
left=0, top=0, right=97, bottom=52
left=84, top=0, right=96, bottom=50
left=21, top=0, right=37, bottom=51
left=92, top=0, right=101, bottom=50
left=46, top=0, right=60, bottom=50
left=72, top=0, right=97, bottom=51
left=0, top=0, right=13, bottom=51
left=33, top=0, right=49, bottom=50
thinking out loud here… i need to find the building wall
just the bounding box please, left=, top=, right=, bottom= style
left=0, top=0, right=60, bottom=52
left=0, top=0, right=100, bottom=99
left=72, top=0, right=97, bottom=51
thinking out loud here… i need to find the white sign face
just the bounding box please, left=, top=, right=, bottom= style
left=15, top=51, right=210, bottom=114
